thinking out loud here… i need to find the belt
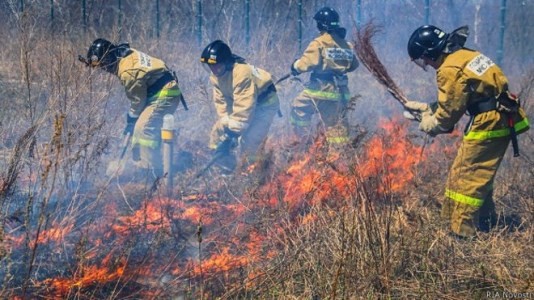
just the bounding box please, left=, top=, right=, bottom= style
left=257, top=84, right=276, bottom=103
left=147, top=72, right=175, bottom=99
left=467, top=97, right=497, bottom=115
left=310, top=72, right=347, bottom=81
left=311, top=72, right=335, bottom=82
left=464, top=96, right=498, bottom=135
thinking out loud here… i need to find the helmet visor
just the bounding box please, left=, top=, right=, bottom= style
left=412, top=58, right=428, bottom=71
left=201, top=62, right=227, bottom=77
left=209, top=63, right=228, bottom=77
left=201, top=63, right=211, bottom=74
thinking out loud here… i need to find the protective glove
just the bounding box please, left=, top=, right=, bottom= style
left=403, top=101, right=431, bottom=117
left=403, top=101, right=443, bottom=136
left=123, top=113, right=138, bottom=136
left=403, top=101, right=429, bottom=121
left=290, top=60, right=300, bottom=76
left=215, top=127, right=239, bottom=155
left=418, top=114, right=441, bottom=136
left=223, top=126, right=240, bottom=139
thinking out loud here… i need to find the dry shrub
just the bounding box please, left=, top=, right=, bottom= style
left=0, top=2, right=533, bottom=299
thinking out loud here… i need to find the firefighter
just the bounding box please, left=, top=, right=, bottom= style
left=404, top=25, right=530, bottom=238
left=289, top=6, right=359, bottom=152
left=86, top=38, right=185, bottom=178
left=200, top=40, right=280, bottom=174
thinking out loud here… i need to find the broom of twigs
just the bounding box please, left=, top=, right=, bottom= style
left=353, top=22, right=421, bottom=121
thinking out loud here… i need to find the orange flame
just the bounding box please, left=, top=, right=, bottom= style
left=45, top=255, right=126, bottom=295
left=192, top=247, right=248, bottom=273
left=7, top=117, right=448, bottom=298
left=260, top=118, right=429, bottom=217
left=358, top=119, right=423, bottom=191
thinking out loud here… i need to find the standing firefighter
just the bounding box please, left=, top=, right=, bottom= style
left=404, top=25, right=530, bottom=238
left=200, top=40, right=280, bottom=174
left=86, top=38, right=186, bottom=178
left=290, top=6, right=359, bottom=152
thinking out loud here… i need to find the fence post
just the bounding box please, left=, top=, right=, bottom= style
left=356, top=0, right=361, bottom=30
left=298, top=0, right=302, bottom=51
left=162, top=115, right=175, bottom=198
left=245, top=0, right=250, bottom=46
left=424, top=0, right=430, bottom=24
left=197, top=0, right=202, bottom=46
left=497, top=0, right=506, bottom=66
left=50, top=0, right=54, bottom=21
left=156, top=0, right=160, bottom=39
left=118, top=0, right=123, bottom=41
left=82, top=0, right=87, bottom=33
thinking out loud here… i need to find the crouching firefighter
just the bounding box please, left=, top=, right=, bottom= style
left=85, top=38, right=188, bottom=178
left=404, top=25, right=529, bottom=238
left=200, top=40, right=280, bottom=174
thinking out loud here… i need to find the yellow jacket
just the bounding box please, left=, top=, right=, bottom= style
left=210, top=62, right=278, bottom=134
left=294, top=31, right=358, bottom=76
left=435, top=48, right=529, bottom=139
left=117, top=48, right=173, bottom=117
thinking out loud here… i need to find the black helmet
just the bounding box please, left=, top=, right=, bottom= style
left=314, top=7, right=340, bottom=32
left=200, top=40, right=233, bottom=65
left=407, top=25, right=448, bottom=61
left=87, top=38, right=118, bottom=72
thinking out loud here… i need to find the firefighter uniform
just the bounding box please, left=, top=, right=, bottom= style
left=290, top=31, right=358, bottom=146
left=432, top=48, right=529, bottom=237
left=117, top=48, right=183, bottom=176
left=208, top=62, right=280, bottom=164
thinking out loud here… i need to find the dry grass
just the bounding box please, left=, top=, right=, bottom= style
left=0, top=2, right=533, bottom=299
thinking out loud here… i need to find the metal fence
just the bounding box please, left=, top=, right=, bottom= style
left=2, top=0, right=532, bottom=69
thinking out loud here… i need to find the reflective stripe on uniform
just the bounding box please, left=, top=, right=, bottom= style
left=326, top=136, right=349, bottom=144
left=464, top=117, right=529, bottom=140
left=258, top=94, right=278, bottom=106
left=290, top=115, right=311, bottom=127
left=149, top=88, right=182, bottom=102
left=132, top=136, right=160, bottom=149
left=303, top=88, right=350, bottom=100
left=445, top=188, right=484, bottom=207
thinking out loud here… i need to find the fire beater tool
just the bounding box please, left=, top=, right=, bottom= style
left=275, top=73, right=291, bottom=85
left=353, top=22, right=422, bottom=121
left=119, top=131, right=132, bottom=160
left=105, top=132, right=132, bottom=178
left=193, top=151, right=226, bottom=179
